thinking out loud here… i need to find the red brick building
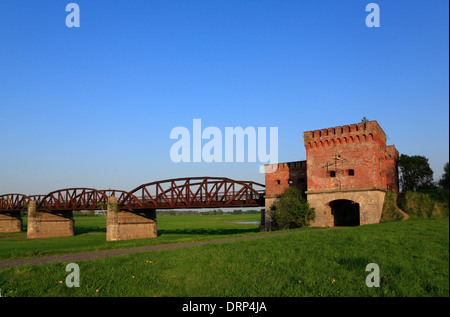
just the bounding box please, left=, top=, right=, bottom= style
left=264, top=120, right=399, bottom=229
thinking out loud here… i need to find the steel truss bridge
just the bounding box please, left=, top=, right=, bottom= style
left=0, top=177, right=265, bottom=212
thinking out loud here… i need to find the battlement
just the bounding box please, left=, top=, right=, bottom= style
left=264, top=160, right=307, bottom=197
left=264, top=160, right=306, bottom=173
left=303, top=120, right=386, bottom=149
left=385, top=145, right=399, bottom=159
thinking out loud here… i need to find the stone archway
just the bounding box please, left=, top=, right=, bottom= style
left=329, top=199, right=360, bottom=226
left=305, top=188, right=387, bottom=227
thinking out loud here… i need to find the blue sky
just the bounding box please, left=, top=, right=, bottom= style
left=0, top=0, right=448, bottom=195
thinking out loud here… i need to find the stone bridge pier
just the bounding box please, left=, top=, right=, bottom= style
left=106, top=196, right=157, bottom=241
left=0, top=211, right=22, bottom=233
left=27, top=201, right=75, bottom=239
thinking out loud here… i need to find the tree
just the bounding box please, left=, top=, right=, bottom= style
left=272, top=187, right=315, bottom=229
left=361, top=117, right=369, bottom=123
left=398, top=154, right=435, bottom=192
left=438, top=162, right=449, bottom=189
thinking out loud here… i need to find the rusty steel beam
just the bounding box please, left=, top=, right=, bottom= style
left=99, top=190, right=130, bottom=204
left=120, top=177, right=265, bottom=210
left=0, top=194, right=30, bottom=212
left=0, top=177, right=266, bottom=212
left=28, top=195, right=47, bottom=206
left=37, top=188, right=109, bottom=211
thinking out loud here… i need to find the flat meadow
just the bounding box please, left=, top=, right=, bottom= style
left=0, top=214, right=448, bottom=297
left=0, top=213, right=266, bottom=260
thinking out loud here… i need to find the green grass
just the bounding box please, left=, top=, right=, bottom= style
left=0, top=217, right=448, bottom=297
left=0, top=214, right=279, bottom=260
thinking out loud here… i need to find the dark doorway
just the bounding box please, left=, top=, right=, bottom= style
left=329, top=200, right=360, bottom=226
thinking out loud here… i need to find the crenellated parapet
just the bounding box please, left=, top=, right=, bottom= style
left=264, top=160, right=306, bottom=173
left=385, top=145, right=399, bottom=160
left=303, top=120, right=386, bottom=150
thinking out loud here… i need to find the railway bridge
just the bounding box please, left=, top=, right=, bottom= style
left=0, top=177, right=265, bottom=240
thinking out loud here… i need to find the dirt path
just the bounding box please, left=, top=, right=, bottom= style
left=396, top=193, right=410, bottom=221
left=0, top=228, right=338, bottom=270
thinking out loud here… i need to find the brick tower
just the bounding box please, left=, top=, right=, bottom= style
left=263, top=120, right=398, bottom=230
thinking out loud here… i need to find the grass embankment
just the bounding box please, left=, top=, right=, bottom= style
left=381, top=191, right=404, bottom=222
left=0, top=217, right=448, bottom=297
left=381, top=189, right=449, bottom=221
left=400, top=189, right=449, bottom=218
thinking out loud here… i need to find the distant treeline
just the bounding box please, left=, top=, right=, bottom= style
left=157, top=209, right=261, bottom=216
left=21, top=209, right=261, bottom=217
left=73, top=210, right=103, bottom=217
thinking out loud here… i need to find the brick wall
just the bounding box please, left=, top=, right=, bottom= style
left=303, top=121, right=398, bottom=192
left=265, top=161, right=307, bottom=196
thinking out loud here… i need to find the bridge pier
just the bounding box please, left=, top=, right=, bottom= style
left=260, top=195, right=277, bottom=231
left=106, top=196, right=157, bottom=241
left=0, top=211, right=22, bottom=233
left=27, top=201, right=74, bottom=239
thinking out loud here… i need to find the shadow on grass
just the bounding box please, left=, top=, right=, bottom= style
left=158, top=227, right=260, bottom=236
left=336, top=256, right=371, bottom=268
left=0, top=226, right=106, bottom=237
left=74, top=226, right=106, bottom=235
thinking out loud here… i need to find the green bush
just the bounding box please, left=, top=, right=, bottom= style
left=272, top=187, right=315, bottom=229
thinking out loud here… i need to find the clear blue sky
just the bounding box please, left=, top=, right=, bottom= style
left=0, top=0, right=448, bottom=195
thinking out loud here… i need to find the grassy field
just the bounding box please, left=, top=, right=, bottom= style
left=0, top=215, right=448, bottom=297
left=0, top=214, right=268, bottom=260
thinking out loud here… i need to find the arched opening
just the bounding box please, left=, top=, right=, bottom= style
left=329, top=199, right=360, bottom=226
